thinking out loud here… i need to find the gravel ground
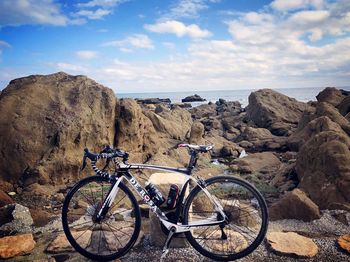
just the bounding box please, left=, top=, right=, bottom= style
left=120, top=210, right=350, bottom=262
left=13, top=210, right=350, bottom=262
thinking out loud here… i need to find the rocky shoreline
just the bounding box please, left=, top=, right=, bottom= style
left=0, top=72, right=349, bottom=261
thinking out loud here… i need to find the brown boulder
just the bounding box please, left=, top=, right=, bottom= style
left=235, top=126, right=286, bottom=151
left=46, top=231, right=91, bottom=253
left=0, top=190, right=14, bottom=208
left=266, top=232, right=318, bottom=258
left=0, top=72, right=116, bottom=185
left=115, top=99, right=159, bottom=162
left=337, top=96, right=350, bottom=116
left=269, top=189, right=321, bottom=221
left=315, top=102, right=350, bottom=136
left=230, top=152, right=282, bottom=174
left=246, top=89, right=309, bottom=136
left=296, top=131, right=350, bottom=211
left=0, top=233, right=36, bottom=259
left=288, top=116, right=350, bottom=151
left=189, top=103, right=216, bottom=119
left=316, top=87, right=348, bottom=107
left=337, top=234, right=350, bottom=254
left=189, top=121, right=205, bottom=144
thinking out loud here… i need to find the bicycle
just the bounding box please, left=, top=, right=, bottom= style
left=62, top=144, right=268, bottom=261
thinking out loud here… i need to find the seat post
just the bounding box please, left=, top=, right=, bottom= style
left=187, top=150, right=198, bottom=173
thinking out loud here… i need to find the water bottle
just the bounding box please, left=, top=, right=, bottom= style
left=167, top=184, right=179, bottom=209
left=145, top=182, right=165, bottom=206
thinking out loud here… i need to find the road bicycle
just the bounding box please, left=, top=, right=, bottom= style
left=62, top=144, right=268, bottom=261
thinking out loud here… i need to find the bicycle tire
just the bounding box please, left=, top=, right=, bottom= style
left=62, top=175, right=141, bottom=261
left=183, top=175, right=268, bottom=261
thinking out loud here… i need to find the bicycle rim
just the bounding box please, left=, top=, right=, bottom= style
left=62, top=176, right=141, bottom=261
left=183, top=176, right=268, bottom=261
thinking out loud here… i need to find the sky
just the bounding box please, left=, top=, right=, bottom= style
left=0, top=0, right=350, bottom=93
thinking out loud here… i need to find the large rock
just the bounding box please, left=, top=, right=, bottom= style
left=246, top=89, right=309, bottom=136
left=269, top=189, right=321, bottom=221
left=315, top=102, right=350, bottom=136
left=266, top=232, right=318, bottom=258
left=316, top=87, right=349, bottom=107
left=337, top=96, right=350, bottom=116
left=46, top=231, right=92, bottom=253
left=148, top=172, right=188, bottom=248
left=288, top=116, right=350, bottom=151
left=0, top=72, right=116, bottom=185
left=296, top=131, right=350, bottom=211
left=189, top=121, right=205, bottom=144
left=189, top=103, right=216, bottom=119
left=115, top=99, right=159, bottom=162
left=182, top=94, right=206, bottom=102
left=235, top=126, right=287, bottom=152
left=230, top=152, right=282, bottom=174
left=0, top=204, right=34, bottom=236
left=0, top=233, right=36, bottom=259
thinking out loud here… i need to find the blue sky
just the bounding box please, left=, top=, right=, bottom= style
left=0, top=0, right=350, bottom=93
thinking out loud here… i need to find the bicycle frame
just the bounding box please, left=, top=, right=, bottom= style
left=103, top=162, right=227, bottom=233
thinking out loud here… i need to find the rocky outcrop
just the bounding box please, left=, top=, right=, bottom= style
left=266, top=232, right=318, bottom=258
left=296, top=131, right=350, bottom=211
left=316, top=87, right=349, bottom=107
left=0, top=233, right=36, bottom=259
left=136, top=98, right=171, bottom=104
left=182, top=94, right=206, bottom=102
left=0, top=72, right=116, bottom=185
left=287, top=88, right=350, bottom=212
left=246, top=89, right=309, bottom=136
left=269, top=189, right=321, bottom=221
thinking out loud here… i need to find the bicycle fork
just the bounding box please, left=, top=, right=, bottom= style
left=95, top=177, right=122, bottom=222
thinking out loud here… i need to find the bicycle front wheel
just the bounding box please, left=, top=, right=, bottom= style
left=183, top=176, right=268, bottom=261
left=62, top=175, right=141, bottom=261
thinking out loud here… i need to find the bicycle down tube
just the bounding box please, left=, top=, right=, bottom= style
left=101, top=163, right=227, bottom=233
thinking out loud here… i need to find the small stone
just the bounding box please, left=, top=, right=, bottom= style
left=266, top=232, right=318, bottom=258
left=8, top=192, right=16, bottom=196
left=0, top=233, right=36, bottom=259
left=337, top=234, right=350, bottom=254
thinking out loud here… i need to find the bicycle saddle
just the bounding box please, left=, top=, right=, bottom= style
left=178, top=143, right=213, bottom=153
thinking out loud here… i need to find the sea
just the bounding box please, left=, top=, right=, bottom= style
left=117, top=87, right=350, bottom=108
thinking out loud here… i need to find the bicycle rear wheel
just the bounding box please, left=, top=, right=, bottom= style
left=62, top=176, right=141, bottom=261
left=183, top=176, right=268, bottom=261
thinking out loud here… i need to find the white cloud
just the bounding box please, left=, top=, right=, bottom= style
left=74, top=8, right=111, bottom=20
left=76, top=50, right=98, bottom=59
left=77, top=0, right=127, bottom=8
left=145, top=20, right=212, bottom=38
left=0, top=40, right=11, bottom=48
left=162, top=42, right=176, bottom=49
left=288, top=10, right=330, bottom=24
left=57, top=63, right=88, bottom=73
left=271, top=0, right=324, bottom=11
left=103, top=34, right=154, bottom=49
left=0, top=0, right=68, bottom=27
left=73, top=0, right=128, bottom=21
left=161, top=0, right=220, bottom=20
left=76, top=0, right=350, bottom=93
